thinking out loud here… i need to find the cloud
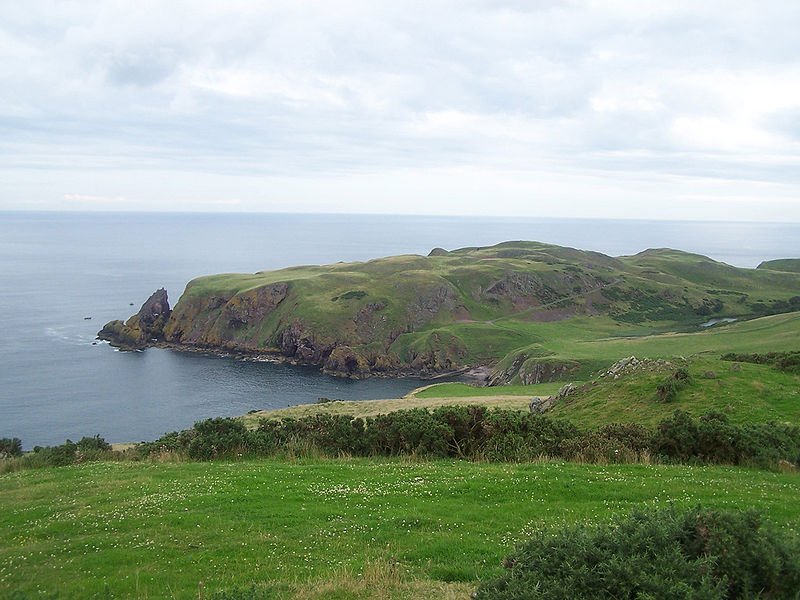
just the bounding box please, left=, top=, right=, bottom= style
left=0, top=1, right=799, bottom=217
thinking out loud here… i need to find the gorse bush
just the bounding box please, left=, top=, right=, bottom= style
left=652, top=410, right=800, bottom=467
left=655, top=367, right=693, bottom=402
left=474, top=506, right=800, bottom=600
left=10, top=408, right=800, bottom=471
left=559, top=422, right=651, bottom=463
left=721, top=350, right=800, bottom=373
left=0, top=436, right=116, bottom=473
left=0, top=437, right=22, bottom=458
left=135, top=408, right=800, bottom=469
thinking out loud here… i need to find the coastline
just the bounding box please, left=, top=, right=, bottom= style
left=142, top=340, right=491, bottom=383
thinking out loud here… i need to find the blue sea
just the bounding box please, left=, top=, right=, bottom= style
left=2, top=212, right=799, bottom=448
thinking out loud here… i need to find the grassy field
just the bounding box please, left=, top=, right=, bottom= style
left=240, top=393, right=537, bottom=428
left=2, top=458, right=800, bottom=599
left=410, top=382, right=565, bottom=399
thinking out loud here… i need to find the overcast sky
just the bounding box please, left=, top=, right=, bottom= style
left=2, top=1, right=800, bottom=219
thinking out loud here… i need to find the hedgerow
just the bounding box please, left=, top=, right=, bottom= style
left=6, top=408, right=800, bottom=471
left=132, top=408, right=800, bottom=468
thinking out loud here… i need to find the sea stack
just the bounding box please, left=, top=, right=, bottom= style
left=97, top=288, right=171, bottom=350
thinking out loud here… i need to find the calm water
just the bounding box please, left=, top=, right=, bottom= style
left=2, top=212, right=799, bottom=448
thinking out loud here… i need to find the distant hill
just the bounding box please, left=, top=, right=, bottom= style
left=99, top=241, right=800, bottom=380
left=758, top=258, right=800, bottom=273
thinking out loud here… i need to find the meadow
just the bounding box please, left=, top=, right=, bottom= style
left=2, top=458, right=800, bottom=599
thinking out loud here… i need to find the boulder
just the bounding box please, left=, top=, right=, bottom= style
left=529, top=396, right=556, bottom=414
left=557, top=382, right=577, bottom=399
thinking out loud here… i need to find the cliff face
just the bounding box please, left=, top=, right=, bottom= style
left=99, top=241, right=800, bottom=379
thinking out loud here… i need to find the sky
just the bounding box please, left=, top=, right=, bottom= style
left=1, top=1, right=800, bottom=220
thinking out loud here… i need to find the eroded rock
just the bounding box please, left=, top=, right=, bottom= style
left=97, top=288, right=171, bottom=350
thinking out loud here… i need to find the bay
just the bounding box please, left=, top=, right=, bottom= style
left=1, top=212, right=798, bottom=448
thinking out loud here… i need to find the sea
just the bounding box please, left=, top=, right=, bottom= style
left=2, top=212, right=799, bottom=449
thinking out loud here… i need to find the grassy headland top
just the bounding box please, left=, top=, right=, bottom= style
left=99, top=241, right=800, bottom=381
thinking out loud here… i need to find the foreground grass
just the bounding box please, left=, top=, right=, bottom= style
left=2, top=458, right=800, bottom=599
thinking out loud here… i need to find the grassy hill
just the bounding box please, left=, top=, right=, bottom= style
left=758, top=258, right=800, bottom=273
left=101, top=241, right=800, bottom=381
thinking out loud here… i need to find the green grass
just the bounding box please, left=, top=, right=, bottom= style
left=239, top=394, right=538, bottom=428
left=547, top=357, right=800, bottom=428
left=411, top=382, right=565, bottom=399
left=2, top=459, right=800, bottom=599
left=758, top=258, right=800, bottom=273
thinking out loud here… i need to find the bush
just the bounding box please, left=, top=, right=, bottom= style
left=75, top=435, right=112, bottom=462
left=655, top=367, right=693, bottom=402
left=0, top=437, right=22, bottom=458
left=34, top=440, right=78, bottom=467
left=721, top=351, right=800, bottom=374
left=363, top=409, right=452, bottom=457
left=652, top=410, right=800, bottom=467
left=188, top=418, right=253, bottom=459
left=475, top=506, right=800, bottom=600
left=560, top=423, right=651, bottom=463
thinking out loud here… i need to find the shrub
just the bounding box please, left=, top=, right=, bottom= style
left=652, top=410, right=800, bottom=467
left=188, top=418, right=253, bottom=459
left=475, top=506, right=800, bottom=600
left=484, top=412, right=577, bottom=461
left=0, top=437, right=22, bottom=458
left=363, top=409, right=452, bottom=457
left=721, top=350, right=800, bottom=373
left=655, top=367, right=693, bottom=402
left=34, top=440, right=78, bottom=467
left=560, top=422, right=650, bottom=463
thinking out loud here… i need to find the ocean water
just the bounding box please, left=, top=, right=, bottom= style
left=1, top=212, right=799, bottom=448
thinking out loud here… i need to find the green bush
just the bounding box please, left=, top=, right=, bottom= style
left=188, top=418, right=253, bottom=459
left=656, top=367, right=693, bottom=402
left=0, top=437, right=22, bottom=458
left=475, top=506, right=800, bottom=600
left=721, top=350, right=800, bottom=373
left=560, top=423, right=650, bottom=463
left=652, top=410, right=800, bottom=467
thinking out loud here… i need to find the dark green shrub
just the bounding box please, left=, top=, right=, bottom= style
left=656, top=367, right=693, bottom=402
left=34, top=440, right=78, bottom=467
left=188, top=418, right=253, bottom=459
left=74, top=435, right=112, bottom=462
left=721, top=350, right=800, bottom=373
left=484, top=412, right=577, bottom=461
left=431, top=405, right=490, bottom=458
left=652, top=410, right=800, bottom=467
left=475, top=506, right=800, bottom=600
left=363, top=409, right=452, bottom=457
left=560, top=422, right=650, bottom=463
left=0, top=437, right=22, bottom=458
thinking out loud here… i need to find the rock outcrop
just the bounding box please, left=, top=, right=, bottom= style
left=98, top=288, right=171, bottom=350
left=599, top=356, right=674, bottom=379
